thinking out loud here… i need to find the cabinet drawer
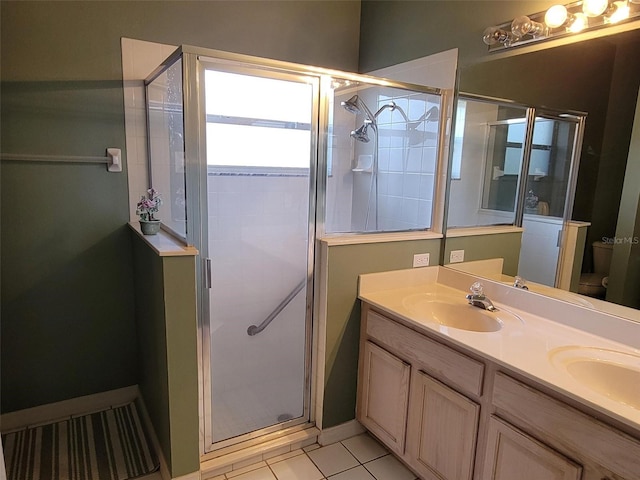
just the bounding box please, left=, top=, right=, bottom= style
left=493, top=373, right=640, bottom=479
left=366, top=310, right=484, bottom=397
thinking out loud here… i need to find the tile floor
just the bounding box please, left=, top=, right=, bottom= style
left=207, top=433, right=418, bottom=480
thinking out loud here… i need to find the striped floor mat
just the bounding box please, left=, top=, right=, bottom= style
left=2, top=402, right=159, bottom=480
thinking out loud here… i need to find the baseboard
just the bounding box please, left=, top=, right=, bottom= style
left=318, top=420, right=365, bottom=446
left=171, top=472, right=200, bottom=480
left=0, top=385, right=139, bottom=433
left=135, top=396, right=172, bottom=480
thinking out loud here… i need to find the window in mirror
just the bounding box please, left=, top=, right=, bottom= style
left=503, top=120, right=552, bottom=177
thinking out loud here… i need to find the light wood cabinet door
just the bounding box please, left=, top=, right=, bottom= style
left=482, top=416, right=583, bottom=480
left=406, top=370, right=480, bottom=480
left=358, top=340, right=410, bottom=455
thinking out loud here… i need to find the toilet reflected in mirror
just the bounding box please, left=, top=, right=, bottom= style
left=578, top=241, right=613, bottom=299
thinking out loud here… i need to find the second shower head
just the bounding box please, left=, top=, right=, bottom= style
left=350, top=119, right=372, bottom=143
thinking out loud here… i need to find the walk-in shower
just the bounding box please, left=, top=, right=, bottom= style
left=144, top=46, right=444, bottom=454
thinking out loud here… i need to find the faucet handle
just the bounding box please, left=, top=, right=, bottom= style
left=470, top=282, right=484, bottom=296
left=514, top=276, right=528, bottom=289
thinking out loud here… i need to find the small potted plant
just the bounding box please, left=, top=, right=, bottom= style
left=136, top=188, right=163, bottom=235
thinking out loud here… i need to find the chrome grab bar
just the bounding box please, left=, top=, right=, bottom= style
left=247, top=279, right=307, bottom=336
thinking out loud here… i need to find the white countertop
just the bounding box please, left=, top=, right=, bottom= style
left=358, top=266, right=640, bottom=432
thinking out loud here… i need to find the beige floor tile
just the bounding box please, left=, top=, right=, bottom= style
left=341, top=434, right=388, bottom=464
left=270, top=453, right=324, bottom=480
left=307, top=442, right=359, bottom=477
left=328, top=465, right=376, bottom=480
left=231, top=466, right=277, bottom=480
left=364, top=455, right=416, bottom=480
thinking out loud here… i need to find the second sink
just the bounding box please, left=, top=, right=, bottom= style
left=549, top=346, right=640, bottom=410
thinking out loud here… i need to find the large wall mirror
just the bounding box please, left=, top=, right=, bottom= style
left=446, top=27, right=640, bottom=317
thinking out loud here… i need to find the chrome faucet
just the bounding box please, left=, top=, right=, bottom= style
left=466, top=282, right=498, bottom=311
left=513, top=276, right=529, bottom=290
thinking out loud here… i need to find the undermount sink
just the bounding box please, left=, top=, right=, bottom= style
left=549, top=346, right=640, bottom=410
left=402, top=293, right=520, bottom=333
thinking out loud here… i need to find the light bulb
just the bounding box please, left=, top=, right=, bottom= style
left=482, top=26, right=508, bottom=45
left=569, top=12, right=588, bottom=32
left=583, top=0, right=609, bottom=17
left=608, top=0, right=630, bottom=22
left=511, top=15, right=547, bottom=37
left=545, top=5, right=569, bottom=28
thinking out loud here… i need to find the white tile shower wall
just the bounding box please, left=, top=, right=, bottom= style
left=350, top=88, right=439, bottom=231
left=122, top=38, right=177, bottom=221
left=207, top=172, right=310, bottom=440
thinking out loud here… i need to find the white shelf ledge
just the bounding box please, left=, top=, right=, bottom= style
left=128, top=222, right=198, bottom=257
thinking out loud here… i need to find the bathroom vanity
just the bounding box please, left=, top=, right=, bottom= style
left=356, top=267, right=640, bottom=480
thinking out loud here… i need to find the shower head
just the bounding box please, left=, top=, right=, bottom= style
left=409, top=106, right=440, bottom=129
left=350, top=121, right=371, bottom=143
left=424, top=106, right=439, bottom=121
left=341, top=95, right=362, bottom=115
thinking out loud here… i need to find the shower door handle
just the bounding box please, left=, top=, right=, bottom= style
left=204, top=258, right=212, bottom=289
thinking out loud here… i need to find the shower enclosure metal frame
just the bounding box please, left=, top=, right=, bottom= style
left=146, top=45, right=445, bottom=457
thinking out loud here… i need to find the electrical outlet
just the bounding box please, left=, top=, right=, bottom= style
left=450, top=249, right=465, bottom=263
left=413, top=253, right=430, bottom=268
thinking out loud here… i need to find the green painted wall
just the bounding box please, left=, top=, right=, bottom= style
left=0, top=161, right=136, bottom=412
left=609, top=89, right=640, bottom=309
left=1, top=0, right=360, bottom=413
left=132, top=235, right=199, bottom=477
left=131, top=238, right=171, bottom=471
left=359, top=1, right=558, bottom=71
left=443, top=232, right=522, bottom=276
left=322, top=239, right=442, bottom=428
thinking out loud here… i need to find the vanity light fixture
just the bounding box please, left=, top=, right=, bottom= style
left=483, top=0, right=640, bottom=51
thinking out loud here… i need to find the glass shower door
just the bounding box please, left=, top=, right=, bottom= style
left=201, top=66, right=317, bottom=447
left=517, top=114, right=584, bottom=286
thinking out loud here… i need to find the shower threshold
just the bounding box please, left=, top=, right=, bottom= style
left=200, top=423, right=318, bottom=478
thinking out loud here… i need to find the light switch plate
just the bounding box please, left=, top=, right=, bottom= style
left=413, top=253, right=430, bottom=267
left=450, top=250, right=465, bottom=263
